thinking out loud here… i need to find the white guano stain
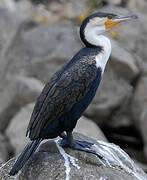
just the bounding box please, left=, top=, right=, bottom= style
left=0, top=157, right=15, bottom=169
left=92, top=140, right=147, bottom=180
left=55, top=139, right=80, bottom=180
left=99, top=176, right=108, bottom=180
left=14, top=170, right=21, bottom=180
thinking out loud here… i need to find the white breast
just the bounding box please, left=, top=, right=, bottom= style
left=95, top=35, right=111, bottom=74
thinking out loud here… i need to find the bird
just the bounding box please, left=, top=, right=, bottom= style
left=9, top=12, right=137, bottom=176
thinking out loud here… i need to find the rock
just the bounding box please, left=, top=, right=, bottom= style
left=103, top=0, right=121, bottom=6
left=0, top=8, right=20, bottom=53
left=6, top=103, right=34, bottom=155
left=75, top=117, right=107, bottom=141
left=0, top=0, right=16, bottom=11
left=85, top=66, right=133, bottom=125
left=1, top=133, right=147, bottom=179
left=128, top=0, right=147, bottom=13
left=131, top=76, right=147, bottom=159
left=0, top=76, right=43, bottom=132
left=0, top=134, right=8, bottom=163
left=2, top=20, right=81, bottom=82
left=61, top=0, right=89, bottom=19
left=111, top=40, right=139, bottom=81
left=0, top=133, right=13, bottom=163
left=30, top=0, right=90, bottom=19
left=135, top=160, right=147, bottom=173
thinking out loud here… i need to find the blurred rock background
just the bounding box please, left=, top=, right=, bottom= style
left=0, top=0, right=147, bottom=172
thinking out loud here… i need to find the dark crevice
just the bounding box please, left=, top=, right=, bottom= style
left=130, top=72, right=141, bottom=88
left=101, top=125, right=144, bottom=150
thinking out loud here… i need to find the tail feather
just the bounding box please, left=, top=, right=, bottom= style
left=9, top=139, right=42, bottom=176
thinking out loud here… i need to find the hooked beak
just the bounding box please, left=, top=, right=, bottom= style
left=105, top=14, right=138, bottom=29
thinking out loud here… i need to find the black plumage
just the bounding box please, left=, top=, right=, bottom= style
left=27, top=47, right=102, bottom=140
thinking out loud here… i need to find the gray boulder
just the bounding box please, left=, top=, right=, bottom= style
left=111, top=40, right=139, bottom=81
left=0, top=76, right=43, bottom=133
left=0, top=133, right=13, bottom=163
left=85, top=66, right=133, bottom=125
left=127, top=0, right=147, bottom=13
left=75, top=117, right=107, bottom=141
left=6, top=103, right=34, bottom=155
left=29, top=0, right=90, bottom=19
left=0, top=8, right=21, bottom=53
left=131, top=76, right=147, bottom=159
left=2, top=20, right=81, bottom=82
left=0, top=134, right=8, bottom=163
left=0, top=133, right=147, bottom=180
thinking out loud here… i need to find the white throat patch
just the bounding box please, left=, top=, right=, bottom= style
left=84, top=18, right=111, bottom=73
left=95, top=35, right=111, bottom=73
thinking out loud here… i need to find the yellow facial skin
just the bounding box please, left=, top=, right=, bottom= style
left=105, top=18, right=123, bottom=29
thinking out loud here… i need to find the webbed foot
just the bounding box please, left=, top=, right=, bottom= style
left=59, top=132, right=103, bottom=159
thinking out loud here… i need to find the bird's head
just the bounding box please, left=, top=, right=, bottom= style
left=80, top=12, right=137, bottom=47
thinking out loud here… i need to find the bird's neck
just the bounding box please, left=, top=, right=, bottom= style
left=84, top=30, right=111, bottom=73
left=94, top=35, right=111, bottom=73
left=80, top=25, right=112, bottom=73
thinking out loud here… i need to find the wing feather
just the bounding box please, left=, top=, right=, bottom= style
left=27, top=59, right=98, bottom=139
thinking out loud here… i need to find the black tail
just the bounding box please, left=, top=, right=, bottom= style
left=9, top=139, right=42, bottom=176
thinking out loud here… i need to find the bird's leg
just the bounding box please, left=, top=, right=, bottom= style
left=59, top=132, right=67, bottom=139
left=59, top=131, right=103, bottom=159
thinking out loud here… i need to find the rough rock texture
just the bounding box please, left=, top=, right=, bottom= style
left=131, top=76, right=147, bottom=159
left=0, top=133, right=147, bottom=180
left=128, top=0, right=147, bottom=13
left=30, top=0, right=90, bottom=18
left=0, top=134, right=8, bottom=163
left=75, top=117, right=107, bottom=141
left=6, top=104, right=33, bottom=155
left=85, top=66, right=133, bottom=124
left=0, top=9, right=20, bottom=53
left=111, top=40, right=139, bottom=82
left=1, top=20, right=81, bottom=82
left=0, top=133, right=13, bottom=163
left=0, top=76, right=43, bottom=132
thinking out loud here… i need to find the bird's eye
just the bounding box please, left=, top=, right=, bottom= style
left=107, top=14, right=117, bottom=19
left=107, top=15, right=113, bottom=19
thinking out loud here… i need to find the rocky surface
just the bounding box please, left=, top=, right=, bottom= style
left=85, top=66, right=133, bottom=124
left=6, top=104, right=33, bottom=155
left=131, top=76, right=147, bottom=159
left=0, top=75, right=43, bottom=132
left=0, top=133, right=147, bottom=180
left=110, top=40, right=139, bottom=82
left=128, top=0, right=147, bottom=13
left=75, top=117, right=107, bottom=141
left=0, top=133, right=13, bottom=163
left=0, top=134, right=9, bottom=163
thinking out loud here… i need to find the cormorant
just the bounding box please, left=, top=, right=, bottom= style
left=9, top=12, right=137, bottom=176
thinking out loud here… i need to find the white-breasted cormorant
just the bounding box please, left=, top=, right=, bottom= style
left=9, top=12, right=137, bottom=176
